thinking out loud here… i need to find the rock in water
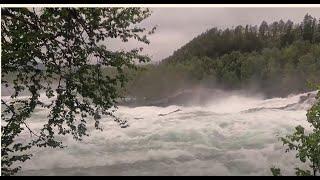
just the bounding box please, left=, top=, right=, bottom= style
left=159, top=109, right=181, bottom=116
left=94, top=111, right=101, bottom=120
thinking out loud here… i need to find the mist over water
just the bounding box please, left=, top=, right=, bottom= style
left=8, top=90, right=317, bottom=176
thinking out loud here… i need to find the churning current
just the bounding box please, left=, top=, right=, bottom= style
left=9, top=90, right=317, bottom=176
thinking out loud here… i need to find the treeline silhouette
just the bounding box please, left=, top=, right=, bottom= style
left=124, top=14, right=320, bottom=99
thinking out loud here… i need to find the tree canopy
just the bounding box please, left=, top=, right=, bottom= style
left=1, top=7, right=154, bottom=176
left=124, top=14, right=320, bottom=99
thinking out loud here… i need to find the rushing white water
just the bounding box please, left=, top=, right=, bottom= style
left=6, top=91, right=317, bottom=176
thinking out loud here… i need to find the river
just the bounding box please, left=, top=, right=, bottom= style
left=6, top=91, right=316, bottom=175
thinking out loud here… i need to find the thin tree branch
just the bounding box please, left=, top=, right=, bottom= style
left=23, top=122, right=40, bottom=138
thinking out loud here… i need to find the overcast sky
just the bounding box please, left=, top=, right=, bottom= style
left=109, top=7, right=320, bottom=63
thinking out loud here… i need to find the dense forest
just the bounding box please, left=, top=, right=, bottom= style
left=123, top=14, right=320, bottom=99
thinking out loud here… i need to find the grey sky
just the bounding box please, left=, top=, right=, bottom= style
left=110, top=8, right=320, bottom=63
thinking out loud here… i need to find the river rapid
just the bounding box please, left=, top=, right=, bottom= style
left=4, top=90, right=317, bottom=176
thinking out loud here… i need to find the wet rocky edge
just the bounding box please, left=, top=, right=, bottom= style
left=117, top=88, right=241, bottom=107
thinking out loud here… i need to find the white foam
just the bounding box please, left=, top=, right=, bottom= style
left=9, top=91, right=316, bottom=175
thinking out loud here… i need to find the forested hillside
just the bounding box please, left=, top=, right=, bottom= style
left=124, top=14, right=320, bottom=99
